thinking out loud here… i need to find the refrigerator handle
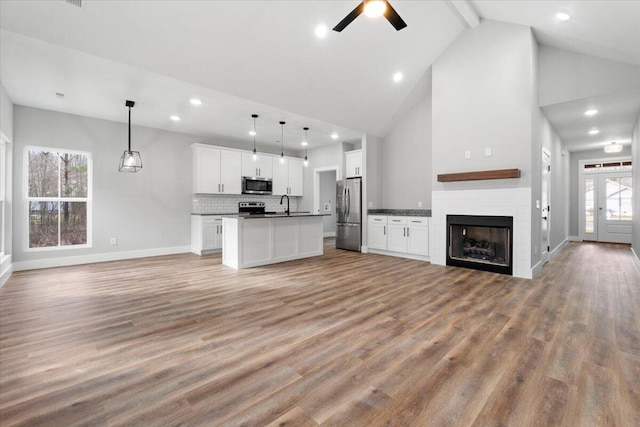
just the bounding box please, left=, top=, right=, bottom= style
left=347, top=187, right=350, bottom=217
left=343, top=186, right=347, bottom=218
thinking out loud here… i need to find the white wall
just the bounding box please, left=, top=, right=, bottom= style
left=632, top=112, right=640, bottom=262
left=432, top=20, right=535, bottom=191
left=298, top=142, right=342, bottom=214
left=381, top=86, right=432, bottom=209
left=319, top=170, right=336, bottom=234
left=1, top=81, right=14, bottom=285
left=12, top=106, right=203, bottom=268
left=568, top=146, right=632, bottom=237
left=539, top=46, right=640, bottom=107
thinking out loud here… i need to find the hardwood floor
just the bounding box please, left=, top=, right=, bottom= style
left=1, top=241, right=639, bottom=426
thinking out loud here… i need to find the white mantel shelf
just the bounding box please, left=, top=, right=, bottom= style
left=222, top=215, right=324, bottom=269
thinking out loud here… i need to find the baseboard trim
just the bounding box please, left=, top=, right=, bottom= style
left=368, top=248, right=430, bottom=262
left=12, top=246, right=191, bottom=272
left=550, top=238, right=569, bottom=261
left=531, top=260, right=543, bottom=278
left=360, top=245, right=369, bottom=253
left=323, top=232, right=336, bottom=238
left=0, top=255, right=13, bottom=287
left=568, top=236, right=582, bottom=242
left=631, top=247, right=640, bottom=272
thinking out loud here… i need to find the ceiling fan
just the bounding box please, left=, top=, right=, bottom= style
left=333, top=0, right=407, bottom=32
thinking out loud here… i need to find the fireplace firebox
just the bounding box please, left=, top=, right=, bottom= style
left=446, top=215, right=513, bottom=275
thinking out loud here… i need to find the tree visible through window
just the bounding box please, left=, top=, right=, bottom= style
left=27, top=148, right=91, bottom=249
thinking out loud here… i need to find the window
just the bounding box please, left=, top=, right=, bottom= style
left=25, top=147, right=91, bottom=249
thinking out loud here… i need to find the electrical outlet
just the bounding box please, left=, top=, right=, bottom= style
left=110, top=237, right=117, bottom=246
left=464, top=151, right=471, bottom=159
left=418, top=201, right=423, bottom=208
left=485, top=147, right=491, bottom=156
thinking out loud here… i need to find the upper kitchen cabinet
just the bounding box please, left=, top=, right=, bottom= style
left=273, top=157, right=304, bottom=196
left=192, top=144, right=242, bottom=194
left=241, top=153, right=273, bottom=179
left=345, top=150, right=362, bottom=178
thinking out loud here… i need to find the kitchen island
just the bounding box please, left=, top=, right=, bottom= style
left=222, top=213, right=326, bottom=269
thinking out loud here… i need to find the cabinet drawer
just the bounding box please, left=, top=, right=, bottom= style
left=368, top=215, right=387, bottom=224
left=407, top=217, right=429, bottom=226
left=202, top=216, right=222, bottom=225
left=387, top=216, right=407, bottom=225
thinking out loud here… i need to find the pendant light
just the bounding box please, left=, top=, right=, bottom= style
left=303, top=127, right=309, bottom=167
left=251, top=114, right=258, bottom=160
left=118, top=100, right=142, bottom=172
left=279, top=121, right=285, bottom=164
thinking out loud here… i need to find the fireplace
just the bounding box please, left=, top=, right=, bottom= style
left=446, top=215, right=513, bottom=275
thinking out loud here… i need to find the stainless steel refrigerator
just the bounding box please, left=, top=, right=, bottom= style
left=336, top=177, right=361, bottom=251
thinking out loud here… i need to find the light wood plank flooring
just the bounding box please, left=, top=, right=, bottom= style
left=1, top=241, right=639, bottom=426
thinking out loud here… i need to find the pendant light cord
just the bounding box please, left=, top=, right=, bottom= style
left=128, top=105, right=132, bottom=153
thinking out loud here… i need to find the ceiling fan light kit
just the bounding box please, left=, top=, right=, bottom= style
left=333, top=0, right=407, bottom=32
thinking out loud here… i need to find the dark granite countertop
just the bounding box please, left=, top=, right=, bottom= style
left=368, top=209, right=431, bottom=217
left=192, top=212, right=323, bottom=218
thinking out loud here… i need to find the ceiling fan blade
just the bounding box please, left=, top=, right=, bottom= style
left=332, top=2, right=365, bottom=32
left=384, top=1, right=407, bottom=31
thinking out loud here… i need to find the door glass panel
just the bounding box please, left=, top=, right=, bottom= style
left=585, top=178, right=594, bottom=233
left=620, top=176, right=632, bottom=221
left=605, top=178, right=621, bottom=220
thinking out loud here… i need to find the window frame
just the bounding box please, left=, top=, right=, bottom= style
left=24, top=146, right=93, bottom=252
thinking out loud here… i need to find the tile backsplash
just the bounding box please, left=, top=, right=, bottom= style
left=192, top=194, right=300, bottom=214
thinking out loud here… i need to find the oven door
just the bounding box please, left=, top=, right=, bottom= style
left=242, top=177, right=272, bottom=195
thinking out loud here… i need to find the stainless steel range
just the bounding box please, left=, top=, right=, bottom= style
left=238, top=201, right=277, bottom=215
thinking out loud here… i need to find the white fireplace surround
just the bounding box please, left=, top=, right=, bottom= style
left=432, top=188, right=533, bottom=279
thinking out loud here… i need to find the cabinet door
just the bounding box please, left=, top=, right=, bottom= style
left=272, top=158, right=289, bottom=195
left=220, top=150, right=242, bottom=194
left=202, top=222, right=219, bottom=250
left=345, top=150, right=362, bottom=178
left=407, top=226, right=429, bottom=256
left=241, top=152, right=260, bottom=177
left=288, top=158, right=304, bottom=196
left=387, top=223, right=407, bottom=253
left=257, top=156, right=273, bottom=178
left=193, top=146, right=221, bottom=193
left=368, top=222, right=387, bottom=250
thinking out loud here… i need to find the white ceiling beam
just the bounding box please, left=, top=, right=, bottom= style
left=446, top=0, right=481, bottom=28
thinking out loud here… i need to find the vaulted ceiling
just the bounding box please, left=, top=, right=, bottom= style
left=1, top=1, right=639, bottom=151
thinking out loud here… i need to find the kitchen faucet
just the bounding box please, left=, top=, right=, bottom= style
left=280, top=194, right=290, bottom=215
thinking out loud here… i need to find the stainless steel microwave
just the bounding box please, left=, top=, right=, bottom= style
left=242, top=176, right=272, bottom=195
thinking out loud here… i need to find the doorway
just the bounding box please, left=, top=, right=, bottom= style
left=579, top=159, right=633, bottom=243
left=541, top=148, right=551, bottom=263
left=314, top=167, right=339, bottom=237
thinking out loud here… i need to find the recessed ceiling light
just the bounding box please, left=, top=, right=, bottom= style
left=393, top=72, right=404, bottom=83
left=555, top=12, right=571, bottom=21
left=588, top=129, right=600, bottom=135
left=315, top=24, right=328, bottom=39
left=249, top=130, right=256, bottom=136
left=364, top=0, right=386, bottom=17
left=584, top=109, right=598, bottom=116
left=190, top=98, right=202, bottom=106
left=301, top=141, right=308, bottom=146
left=330, top=133, right=339, bottom=140
left=170, top=115, right=181, bottom=121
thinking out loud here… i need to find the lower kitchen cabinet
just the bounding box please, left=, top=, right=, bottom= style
left=367, top=215, right=430, bottom=260
left=191, top=215, right=223, bottom=255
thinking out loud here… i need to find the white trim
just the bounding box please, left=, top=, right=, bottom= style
left=0, top=254, right=12, bottom=287
left=323, top=231, right=336, bottom=238
left=361, top=245, right=369, bottom=253
left=549, top=238, right=568, bottom=260
left=12, top=246, right=191, bottom=272
left=631, top=247, right=640, bottom=272
left=568, top=235, right=582, bottom=242
left=531, top=260, right=543, bottom=278
left=368, top=248, right=430, bottom=262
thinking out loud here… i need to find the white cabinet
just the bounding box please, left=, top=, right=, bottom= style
left=191, top=215, right=223, bottom=255
left=273, top=157, right=304, bottom=196
left=367, top=215, right=429, bottom=259
left=345, top=150, right=363, bottom=178
left=192, top=144, right=242, bottom=194
left=387, top=217, right=408, bottom=253
left=368, top=215, right=388, bottom=250
left=241, top=153, right=273, bottom=178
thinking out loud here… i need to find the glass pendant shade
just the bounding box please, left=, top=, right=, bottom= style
left=119, top=150, right=142, bottom=172
left=118, top=100, right=142, bottom=172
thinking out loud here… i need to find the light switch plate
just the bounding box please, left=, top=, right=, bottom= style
left=465, top=151, right=471, bottom=159
left=485, top=147, right=491, bottom=156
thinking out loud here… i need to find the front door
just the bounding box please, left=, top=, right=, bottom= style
left=581, top=169, right=632, bottom=243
